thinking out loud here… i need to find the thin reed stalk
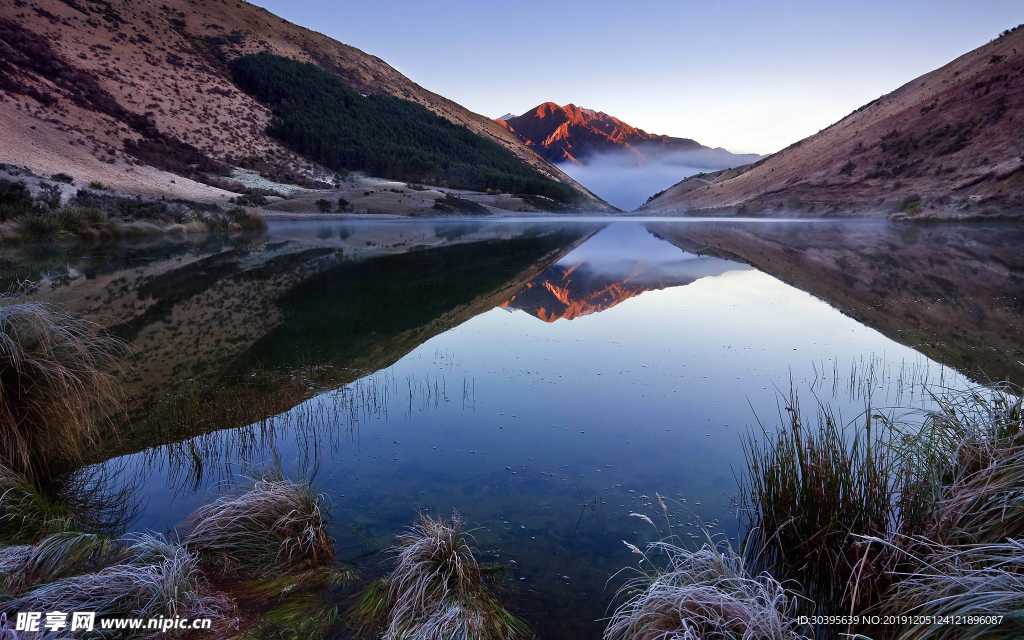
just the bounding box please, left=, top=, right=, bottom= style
left=739, top=377, right=1024, bottom=636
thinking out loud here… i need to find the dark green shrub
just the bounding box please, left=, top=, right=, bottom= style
left=644, top=189, right=666, bottom=205
left=433, top=193, right=489, bottom=215
left=55, top=207, right=86, bottom=233
left=337, top=197, right=350, bottom=211
left=315, top=198, right=332, bottom=213
left=202, top=214, right=230, bottom=233
left=225, top=206, right=267, bottom=231
left=785, top=194, right=803, bottom=210
left=518, top=193, right=572, bottom=212
left=16, top=215, right=62, bottom=242
left=50, top=173, right=74, bottom=184
left=87, top=181, right=104, bottom=190
left=0, top=179, right=35, bottom=221
left=79, top=206, right=107, bottom=226
left=902, top=194, right=922, bottom=215
left=234, top=194, right=268, bottom=207
left=37, top=183, right=62, bottom=210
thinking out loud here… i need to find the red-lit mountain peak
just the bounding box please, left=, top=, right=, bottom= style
left=496, top=102, right=706, bottom=165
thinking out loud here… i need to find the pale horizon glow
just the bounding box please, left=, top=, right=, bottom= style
left=247, top=0, right=1021, bottom=155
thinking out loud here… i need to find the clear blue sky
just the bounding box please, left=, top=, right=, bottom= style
left=248, top=0, right=1022, bottom=154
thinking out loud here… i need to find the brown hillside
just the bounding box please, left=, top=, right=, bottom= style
left=498, top=102, right=707, bottom=165
left=0, top=0, right=607, bottom=208
left=644, top=26, right=1024, bottom=218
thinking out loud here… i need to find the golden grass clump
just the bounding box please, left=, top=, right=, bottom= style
left=908, top=384, right=1024, bottom=546
left=605, top=539, right=811, bottom=640
left=351, top=511, right=531, bottom=640
left=877, top=540, right=1024, bottom=640
left=0, top=301, right=128, bottom=475
left=0, top=469, right=349, bottom=638
left=184, top=472, right=335, bottom=577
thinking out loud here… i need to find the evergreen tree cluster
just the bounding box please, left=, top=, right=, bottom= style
left=230, top=53, right=578, bottom=204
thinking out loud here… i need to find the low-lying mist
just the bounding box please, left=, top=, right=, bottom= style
left=557, top=147, right=761, bottom=211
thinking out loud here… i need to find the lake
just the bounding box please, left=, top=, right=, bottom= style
left=11, top=218, right=1023, bottom=638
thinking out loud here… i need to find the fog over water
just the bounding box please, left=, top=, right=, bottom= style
left=557, top=148, right=762, bottom=211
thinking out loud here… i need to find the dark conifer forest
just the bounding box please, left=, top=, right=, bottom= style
left=230, top=53, right=577, bottom=203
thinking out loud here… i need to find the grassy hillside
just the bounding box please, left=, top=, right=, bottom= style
left=644, top=25, right=1024, bottom=218
left=0, top=0, right=609, bottom=208
left=230, top=53, right=577, bottom=203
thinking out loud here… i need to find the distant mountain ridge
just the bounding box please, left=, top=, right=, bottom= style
left=644, top=25, right=1024, bottom=218
left=496, top=102, right=710, bottom=166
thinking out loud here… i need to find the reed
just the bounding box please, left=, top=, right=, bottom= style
left=351, top=511, right=531, bottom=640
left=739, top=378, right=1024, bottom=635
left=740, top=385, right=903, bottom=612
left=0, top=301, right=128, bottom=475
left=604, top=538, right=811, bottom=640
left=0, top=460, right=142, bottom=549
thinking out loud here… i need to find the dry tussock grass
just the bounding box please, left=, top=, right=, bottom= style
left=0, top=301, right=129, bottom=475
left=351, top=511, right=531, bottom=640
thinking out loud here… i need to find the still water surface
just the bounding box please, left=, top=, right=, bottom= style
left=12, top=218, right=1023, bottom=637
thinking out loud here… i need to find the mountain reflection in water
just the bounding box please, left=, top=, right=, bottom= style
left=501, top=223, right=747, bottom=322
left=5, top=218, right=1022, bottom=639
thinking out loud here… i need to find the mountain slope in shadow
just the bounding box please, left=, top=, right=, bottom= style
left=649, top=220, right=1024, bottom=385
